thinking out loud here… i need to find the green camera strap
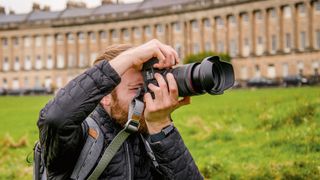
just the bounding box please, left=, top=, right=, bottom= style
left=87, top=96, right=144, bottom=180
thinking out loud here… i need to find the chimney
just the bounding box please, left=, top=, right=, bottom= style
left=0, top=6, right=5, bottom=14
left=66, top=1, right=87, bottom=9
left=32, top=3, right=41, bottom=11
left=42, top=5, right=50, bottom=11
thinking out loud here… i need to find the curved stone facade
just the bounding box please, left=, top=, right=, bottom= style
left=0, top=0, right=319, bottom=90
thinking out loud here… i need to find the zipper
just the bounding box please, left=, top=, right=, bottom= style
left=125, top=142, right=132, bottom=180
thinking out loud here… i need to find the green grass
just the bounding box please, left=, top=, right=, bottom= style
left=0, top=87, right=319, bottom=179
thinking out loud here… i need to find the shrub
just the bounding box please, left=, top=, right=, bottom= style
left=183, top=51, right=231, bottom=64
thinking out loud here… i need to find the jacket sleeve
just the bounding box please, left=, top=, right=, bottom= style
left=37, top=61, right=121, bottom=175
left=149, top=127, right=203, bottom=180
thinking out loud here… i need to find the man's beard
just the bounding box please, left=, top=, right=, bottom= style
left=110, top=92, right=148, bottom=134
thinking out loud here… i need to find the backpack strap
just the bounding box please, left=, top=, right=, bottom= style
left=87, top=97, right=144, bottom=180
left=70, top=116, right=104, bottom=180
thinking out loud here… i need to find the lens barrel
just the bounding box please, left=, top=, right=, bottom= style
left=169, top=56, right=234, bottom=97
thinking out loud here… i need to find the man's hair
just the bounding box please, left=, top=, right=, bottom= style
left=93, top=44, right=133, bottom=65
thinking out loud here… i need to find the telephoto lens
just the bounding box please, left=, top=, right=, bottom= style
left=141, top=56, right=235, bottom=97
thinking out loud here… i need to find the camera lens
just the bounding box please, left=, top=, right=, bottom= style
left=168, top=56, right=234, bottom=97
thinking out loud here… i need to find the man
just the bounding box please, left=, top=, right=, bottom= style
left=37, top=39, right=203, bottom=179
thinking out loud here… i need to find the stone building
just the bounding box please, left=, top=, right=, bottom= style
left=0, top=0, right=319, bottom=92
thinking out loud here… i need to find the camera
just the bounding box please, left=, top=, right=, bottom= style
left=141, top=56, right=235, bottom=97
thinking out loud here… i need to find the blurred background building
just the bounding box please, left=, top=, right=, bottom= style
left=0, top=0, right=319, bottom=93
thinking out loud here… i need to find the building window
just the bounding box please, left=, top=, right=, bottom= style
left=2, top=38, right=8, bottom=47
left=173, top=22, right=181, bottom=32
left=46, top=55, right=53, bottom=69
left=297, top=61, right=304, bottom=75
left=46, top=35, right=53, bottom=46
left=122, top=29, right=129, bottom=40
left=133, top=27, right=141, bottom=38
left=12, top=78, right=19, bottom=90
left=312, top=61, right=319, bottom=75
left=228, top=16, right=236, bottom=25
left=269, top=8, right=276, bottom=18
left=111, top=30, right=118, bottom=39
left=24, top=56, right=32, bottom=70
left=193, top=43, right=199, bottom=54
left=3, top=57, right=9, bottom=71
left=298, top=4, right=305, bottom=15
left=13, top=37, right=19, bottom=46
left=191, top=20, right=198, bottom=30
left=244, top=38, right=249, bottom=47
left=35, top=55, right=42, bottom=70
left=205, top=42, right=211, bottom=52
left=240, top=66, right=248, bottom=80
left=255, top=65, right=261, bottom=78
left=217, top=41, right=224, bottom=53
left=255, top=11, right=262, bottom=21
left=34, top=76, right=41, bottom=88
left=144, top=26, right=151, bottom=36
left=175, top=43, right=182, bottom=59
left=79, top=53, right=86, bottom=68
left=90, top=53, right=97, bottom=66
left=300, top=31, right=306, bottom=50
left=14, top=57, right=20, bottom=71
left=283, top=6, right=291, bottom=18
left=56, top=76, right=63, bottom=89
left=317, top=30, right=320, bottom=49
left=242, top=13, right=249, bottom=23
left=267, top=64, right=276, bottom=78
left=100, top=31, right=107, bottom=40
left=35, top=36, right=42, bottom=47
left=230, top=39, right=237, bottom=57
left=156, top=24, right=163, bottom=34
left=67, top=33, right=74, bottom=44
left=282, top=63, right=289, bottom=77
left=78, top=32, right=85, bottom=43
left=285, top=33, right=291, bottom=50
left=24, top=36, right=31, bottom=47
left=271, top=35, right=277, bottom=53
left=3, top=78, right=8, bottom=89
left=57, top=55, right=64, bottom=69
left=216, top=17, right=224, bottom=28
left=89, top=32, right=96, bottom=42
left=56, top=34, right=63, bottom=45
left=203, top=18, right=211, bottom=28
left=68, top=54, right=75, bottom=68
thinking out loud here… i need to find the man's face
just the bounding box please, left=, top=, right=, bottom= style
left=109, top=68, right=148, bottom=133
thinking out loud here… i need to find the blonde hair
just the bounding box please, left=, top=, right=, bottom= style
left=93, top=44, right=133, bottom=65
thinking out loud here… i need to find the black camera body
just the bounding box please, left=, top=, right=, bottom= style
left=141, top=56, right=235, bottom=97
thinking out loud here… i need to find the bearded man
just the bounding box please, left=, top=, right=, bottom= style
left=37, top=39, right=203, bottom=179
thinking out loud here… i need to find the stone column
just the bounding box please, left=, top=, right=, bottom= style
left=277, top=6, right=284, bottom=53
left=250, top=11, right=255, bottom=56
left=307, top=1, right=314, bottom=49
left=292, top=4, right=298, bottom=51
left=200, top=18, right=205, bottom=52
left=237, top=13, right=242, bottom=57
left=264, top=9, right=269, bottom=54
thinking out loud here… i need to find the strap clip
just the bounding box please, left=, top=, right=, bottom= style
left=124, top=119, right=140, bottom=133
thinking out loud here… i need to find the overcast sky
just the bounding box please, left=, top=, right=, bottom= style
left=0, top=0, right=143, bottom=14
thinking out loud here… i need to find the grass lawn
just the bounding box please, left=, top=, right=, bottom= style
left=0, top=87, right=319, bottom=179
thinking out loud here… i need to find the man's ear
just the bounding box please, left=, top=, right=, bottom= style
left=100, top=94, right=112, bottom=108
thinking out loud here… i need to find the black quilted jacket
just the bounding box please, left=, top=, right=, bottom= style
left=37, top=61, right=203, bottom=180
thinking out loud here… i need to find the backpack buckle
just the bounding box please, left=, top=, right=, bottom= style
left=124, top=119, right=140, bottom=133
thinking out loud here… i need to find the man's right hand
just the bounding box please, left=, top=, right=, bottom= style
left=110, top=39, right=180, bottom=76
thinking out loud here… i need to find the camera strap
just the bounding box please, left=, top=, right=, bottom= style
left=87, top=89, right=144, bottom=180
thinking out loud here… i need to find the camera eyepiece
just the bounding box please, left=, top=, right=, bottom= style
left=142, top=56, right=235, bottom=97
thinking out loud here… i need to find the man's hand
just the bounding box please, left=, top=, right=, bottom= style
left=143, top=73, right=190, bottom=134
left=110, top=39, right=179, bottom=76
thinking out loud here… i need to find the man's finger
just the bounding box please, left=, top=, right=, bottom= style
left=166, top=73, right=178, bottom=99
left=154, top=73, right=169, bottom=97
left=144, top=92, right=154, bottom=107
left=148, top=82, right=163, bottom=100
